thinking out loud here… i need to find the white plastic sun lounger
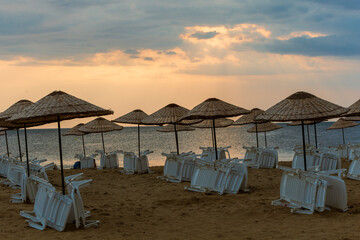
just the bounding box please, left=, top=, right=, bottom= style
left=120, top=150, right=153, bottom=174
left=75, top=154, right=97, bottom=169
left=96, top=150, right=120, bottom=169
left=329, top=144, right=349, bottom=159
left=21, top=174, right=99, bottom=231
left=272, top=167, right=347, bottom=214
left=199, top=146, right=231, bottom=162
left=348, top=144, right=360, bottom=161
left=185, top=161, right=248, bottom=195
left=318, top=152, right=341, bottom=171
left=347, top=150, right=360, bottom=180
left=159, top=152, right=194, bottom=182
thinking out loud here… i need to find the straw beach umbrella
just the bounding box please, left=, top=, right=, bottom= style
left=0, top=100, right=34, bottom=161
left=344, top=99, right=360, bottom=117
left=191, top=118, right=234, bottom=148
left=8, top=90, right=113, bottom=194
left=233, top=108, right=265, bottom=148
left=62, top=123, right=88, bottom=157
left=180, top=98, right=250, bottom=159
left=112, top=109, right=149, bottom=158
left=256, top=91, right=348, bottom=171
left=247, top=122, right=282, bottom=148
left=79, top=117, right=123, bottom=153
left=142, top=103, right=199, bottom=155
left=327, top=118, right=359, bottom=145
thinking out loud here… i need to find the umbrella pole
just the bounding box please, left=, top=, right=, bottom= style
left=24, top=124, right=30, bottom=176
left=82, top=135, right=86, bottom=157
left=138, top=124, right=141, bottom=157
left=101, top=132, right=106, bottom=153
left=173, top=123, right=179, bottom=155
left=342, top=128, right=345, bottom=145
left=57, top=117, right=66, bottom=195
left=264, top=132, right=267, bottom=148
left=301, top=121, right=307, bottom=171
left=255, top=123, right=259, bottom=148
left=4, top=130, right=9, bottom=157
left=211, top=127, right=215, bottom=148
left=16, top=128, right=22, bottom=162
left=307, top=125, right=310, bottom=144
left=314, top=123, right=318, bottom=149
left=212, top=118, right=218, bottom=160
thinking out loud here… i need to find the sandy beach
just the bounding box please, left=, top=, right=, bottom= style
left=1, top=160, right=360, bottom=240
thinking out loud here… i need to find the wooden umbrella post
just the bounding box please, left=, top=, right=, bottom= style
left=101, top=132, right=106, bottom=153
left=173, top=123, right=179, bottom=155
left=4, top=130, right=9, bottom=157
left=301, top=121, right=307, bottom=171
left=138, top=124, right=141, bottom=158
left=24, top=124, right=30, bottom=176
left=57, top=116, right=66, bottom=195
left=212, top=118, right=218, bottom=160
left=16, top=128, right=22, bottom=161
left=255, top=123, right=259, bottom=148
left=82, top=135, right=86, bottom=157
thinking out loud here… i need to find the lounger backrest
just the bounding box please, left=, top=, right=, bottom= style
left=318, top=174, right=347, bottom=211
left=258, top=149, right=278, bottom=168
left=45, top=192, right=73, bottom=232
left=319, top=152, right=340, bottom=171
left=279, top=168, right=326, bottom=212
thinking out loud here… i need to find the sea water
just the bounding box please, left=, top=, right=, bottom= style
left=1, top=122, right=359, bottom=168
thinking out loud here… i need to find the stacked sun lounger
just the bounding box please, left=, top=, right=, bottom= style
left=74, top=154, right=98, bottom=169
left=159, top=151, right=196, bottom=182
left=20, top=174, right=99, bottom=231
left=292, top=145, right=342, bottom=171
left=272, top=166, right=348, bottom=214
left=240, top=146, right=278, bottom=168
left=347, top=150, right=360, bottom=180
left=185, top=160, right=248, bottom=195
left=120, top=150, right=153, bottom=174
left=96, top=150, right=120, bottom=169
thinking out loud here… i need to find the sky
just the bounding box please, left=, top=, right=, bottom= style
left=1, top=0, right=359, bottom=128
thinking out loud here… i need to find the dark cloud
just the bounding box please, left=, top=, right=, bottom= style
left=248, top=35, right=360, bottom=57
left=144, top=57, right=154, bottom=61
left=124, top=49, right=140, bottom=55
left=165, top=51, right=177, bottom=55
left=190, top=31, right=218, bottom=40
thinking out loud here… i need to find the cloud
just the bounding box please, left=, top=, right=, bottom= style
left=0, top=1, right=359, bottom=59
left=190, top=31, right=218, bottom=40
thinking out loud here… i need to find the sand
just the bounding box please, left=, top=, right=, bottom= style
left=1, top=160, right=360, bottom=240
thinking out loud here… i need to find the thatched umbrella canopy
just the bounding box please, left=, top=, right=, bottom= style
left=112, top=109, right=149, bottom=157
left=0, top=100, right=34, bottom=160
left=327, top=118, right=359, bottom=145
left=344, top=116, right=360, bottom=121
left=191, top=118, right=233, bottom=148
left=247, top=122, right=282, bottom=148
left=344, top=99, right=360, bottom=117
left=180, top=98, right=250, bottom=159
left=233, top=108, right=265, bottom=148
left=62, top=123, right=88, bottom=156
left=79, top=117, right=123, bottom=153
left=142, top=103, right=199, bottom=155
left=8, top=90, right=113, bottom=194
left=256, top=91, right=348, bottom=170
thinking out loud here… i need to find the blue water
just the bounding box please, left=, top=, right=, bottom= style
left=1, top=122, right=359, bottom=168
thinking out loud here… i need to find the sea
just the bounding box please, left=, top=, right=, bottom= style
left=1, top=122, right=360, bottom=168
